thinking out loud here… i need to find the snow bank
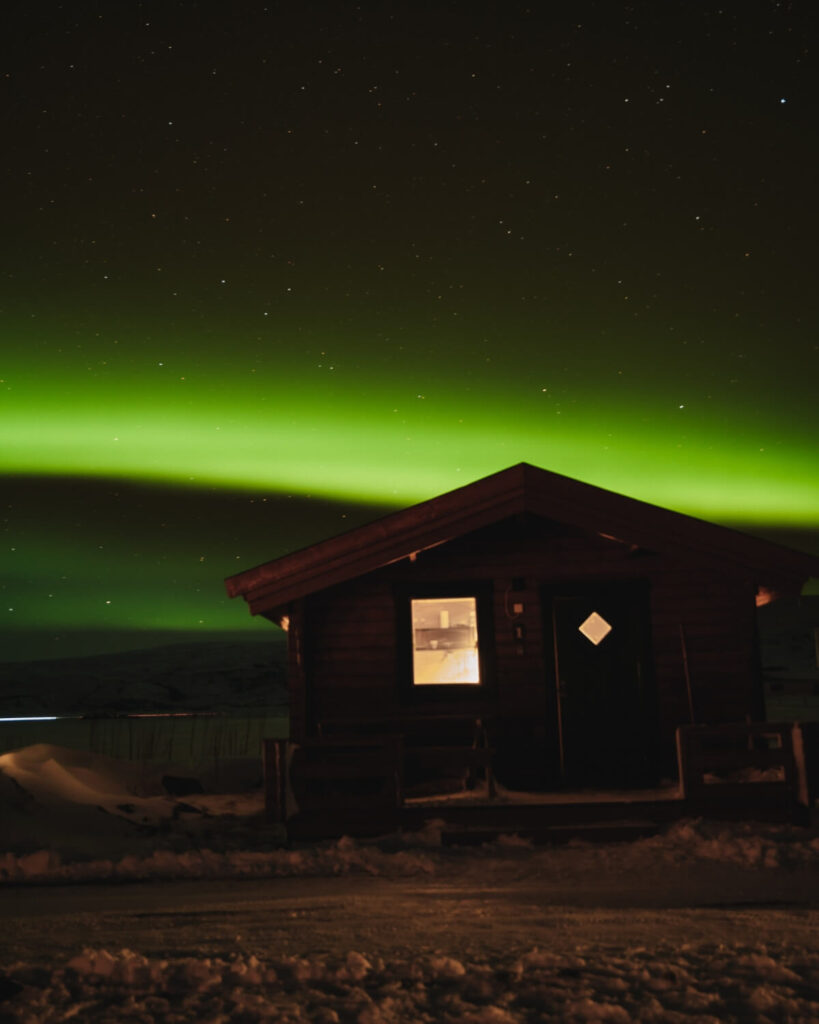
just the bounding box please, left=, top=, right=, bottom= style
left=0, top=742, right=270, bottom=862
left=0, top=835, right=438, bottom=884
left=641, top=817, right=819, bottom=870
left=2, top=941, right=818, bottom=1023
left=3, top=818, right=819, bottom=886
left=3, top=742, right=819, bottom=887
left=0, top=742, right=156, bottom=804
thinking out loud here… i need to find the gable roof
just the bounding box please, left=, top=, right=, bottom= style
left=226, top=463, right=819, bottom=616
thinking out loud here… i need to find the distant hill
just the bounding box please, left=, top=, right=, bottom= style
left=0, top=638, right=288, bottom=718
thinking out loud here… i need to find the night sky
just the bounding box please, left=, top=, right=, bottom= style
left=2, top=2, right=817, bottom=662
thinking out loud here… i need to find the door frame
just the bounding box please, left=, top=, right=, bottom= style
left=542, top=579, right=657, bottom=787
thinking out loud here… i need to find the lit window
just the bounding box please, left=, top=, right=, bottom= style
left=411, top=596, right=480, bottom=685
left=578, top=611, right=613, bottom=646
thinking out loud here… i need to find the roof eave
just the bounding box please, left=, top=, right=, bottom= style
left=225, top=463, right=819, bottom=614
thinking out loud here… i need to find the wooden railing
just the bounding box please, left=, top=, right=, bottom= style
left=264, top=714, right=496, bottom=822
left=676, top=722, right=810, bottom=813
left=319, top=713, right=495, bottom=798
left=264, top=734, right=403, bottom=824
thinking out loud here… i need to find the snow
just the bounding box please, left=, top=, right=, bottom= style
left=3, top=743, right=819, bottom=884
left=2, top=744, right=819, bottom=1021
left=0, top=742, right=274, bottom=863
left=4, top=939, right=819, bottom=1022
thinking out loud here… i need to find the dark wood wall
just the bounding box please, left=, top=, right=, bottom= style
left=287, top=515, right=764, bottom=779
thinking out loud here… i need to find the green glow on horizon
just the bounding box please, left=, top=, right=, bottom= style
left=3, top=323, right=818, bottom=652
left=4, top=298, right=817, bottom=530
left=3, top=382, right=818, bottom=525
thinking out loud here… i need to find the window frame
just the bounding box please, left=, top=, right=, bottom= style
left=395, top=581, right=496, bottom=702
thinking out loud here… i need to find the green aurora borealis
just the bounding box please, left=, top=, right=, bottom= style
left=2, top=2, right=818, bottom=660
left=4, top=332, right=818, bottom=519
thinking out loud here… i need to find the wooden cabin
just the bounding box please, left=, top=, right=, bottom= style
left=226, top=463, right=819, bottom=795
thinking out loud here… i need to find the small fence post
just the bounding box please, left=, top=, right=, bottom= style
left=791, top=723, right=810, bottom=809
left=263, top=738, right=288, bottom=822
left=675, top=726, right=690, bottom=798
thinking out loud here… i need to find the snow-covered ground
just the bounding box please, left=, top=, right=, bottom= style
left=4, top=940, right=818, bottom=1024
left=2, top=744, right=819, bottom=1022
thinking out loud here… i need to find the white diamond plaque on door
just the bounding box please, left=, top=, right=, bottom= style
left=578, top=611, right=613, bottom=646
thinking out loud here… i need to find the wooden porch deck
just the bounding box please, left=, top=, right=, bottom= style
left=287, top=782, right=802, bottom=844
left=272, top=721, right=813, bottom=844
left=399, top=785, right=683, bottom=845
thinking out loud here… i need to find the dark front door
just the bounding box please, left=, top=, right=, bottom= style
left=544, top=582, right=657, bottom=788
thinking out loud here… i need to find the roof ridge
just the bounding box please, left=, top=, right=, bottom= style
left=226, top=463, right=819, bottom=615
